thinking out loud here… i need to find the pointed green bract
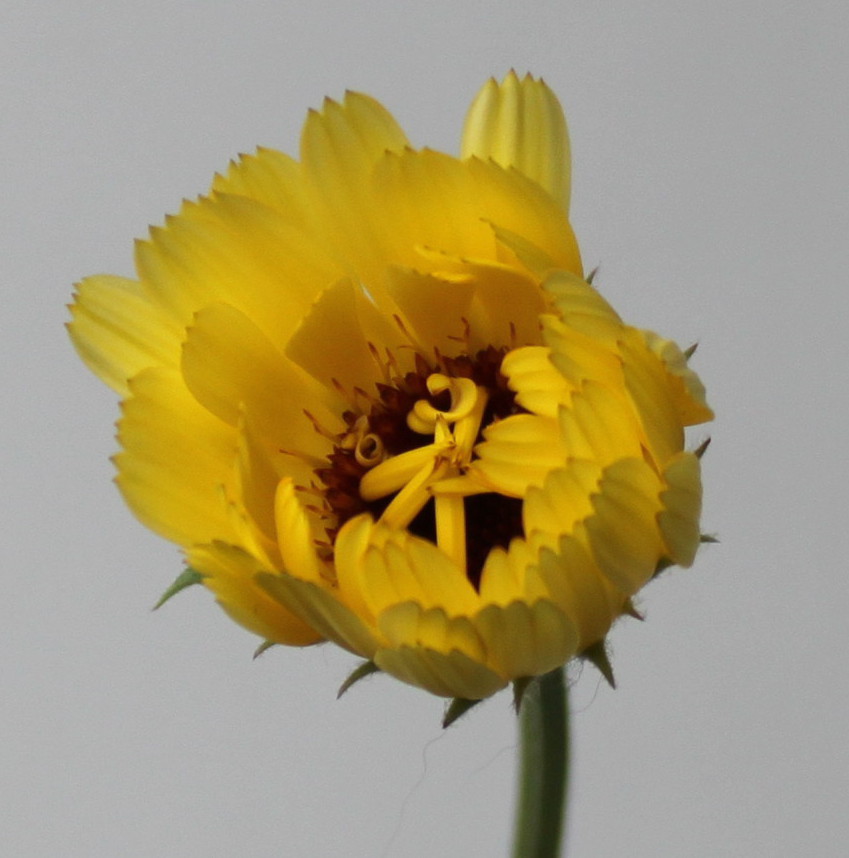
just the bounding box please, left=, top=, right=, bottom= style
left=337, top=660, right=381, bottom=698
left=582, top=640, right=616, bottom=688
left=152, top=567, right=204, bottom=610
left=253, top=640, right=277, bottom=659
left=512, top=676, right=534, bottom=711
left=443, top=696, right=481, bottom=728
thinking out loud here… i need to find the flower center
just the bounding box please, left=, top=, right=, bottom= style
left=315, top=347, right=525, bottom=588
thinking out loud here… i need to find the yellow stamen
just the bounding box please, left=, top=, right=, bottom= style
left=435, top=493, right=466, bottom=571
left=379, top=456, right=450, bottom=530
left=359, top=442, right=449, bottom=501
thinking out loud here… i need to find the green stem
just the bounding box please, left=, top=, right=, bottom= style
left=511, top=667, right=570, bottom=858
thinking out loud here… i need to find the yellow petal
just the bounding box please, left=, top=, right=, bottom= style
left=373, top=148, right=497, bottom=266
left=618, top=329, right=684, bottom=465
left=181, top=301, right=341, bottom=461
left=522, top=459, right=603, bottom=547
left=472, top=413, right=565, bottom=496
left=274, top=477, right=329, bottom=583
left=466, top=157, right=581, bottom=274
left=543, top=271, right=624, bottom=343
left=535, top=536, right=627, bottom=649
left=68, top=275, right=182, bottom=396
left=557, top=381, right=645, bottom=466
left=464, top=259, right=548, bottom=348
left=641, top=330, right=714, bottom=426
left=135, top=194, right=340, bottom=342
left=658, top=452, right=703, bottom=567
left=284, top=278, right=408, bottom=394
left=257, top=571, right=378, bottom=658
left=300, top=91, right=410, bottom=277
left=501, top=345, right=572, bottom=418
left=540, top=314, right=625, bottom=391
left=584, top=458, right=665, bottom=595
left=478, top=538, right=539, bottom=605
left=378, top=602, right=486, bottom=663
left=211, top=147, right=311, bottom=226
left=473, top=599, right=578, bottom=679
left=384, top=265, right=477, bottom=354
left=374, top=644, right=506, bottom=699
left=115, top=367, right=238, bottom=547
left=190, top=541, right=321, bottom=646
left=336, top=517, right=480, bottom=619
left=461, top=71, right=572, bottom=214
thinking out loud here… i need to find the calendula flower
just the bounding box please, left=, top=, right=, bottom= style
left=69, top=72, right=712, bottom=704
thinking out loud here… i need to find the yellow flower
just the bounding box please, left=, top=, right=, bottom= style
left=69, top=72, right=712, bottom=702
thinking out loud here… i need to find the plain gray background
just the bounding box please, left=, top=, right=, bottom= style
left=4, top=1, right=848, bottom=855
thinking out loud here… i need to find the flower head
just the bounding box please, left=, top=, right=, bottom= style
left=69, top=72, right=712, bottom=702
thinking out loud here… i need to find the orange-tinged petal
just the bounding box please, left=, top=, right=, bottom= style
left=68, top=275, right=182, bottom=396
left=462, top=71, right=572, bottom=214
left=190, top=541, right=321, bottom=646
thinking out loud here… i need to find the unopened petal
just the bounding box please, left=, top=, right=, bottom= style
left=461, top=71, right=572, bottom=214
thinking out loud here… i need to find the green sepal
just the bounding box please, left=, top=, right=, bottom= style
left=582, top=640, right=616, bottom=688
left=152, top=567, right=204, bottom=610
left=652, top=557, right=674, bottom=578
left=253, top=640, right=276, bottom=660
left=442, top=696, right=481, bottom=728
left=622, top=598, right=644, bottom=621
left=337, top=660, right=380, bottom=699
left=512, top=676, right=535, bottom=712
left=694, top=437, right=711, bottom=458
left=586, top=265, right=600, bottom=284
left=700, top=533, right=719, bottom=544
left=684, top=342, right=699, bottom=360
